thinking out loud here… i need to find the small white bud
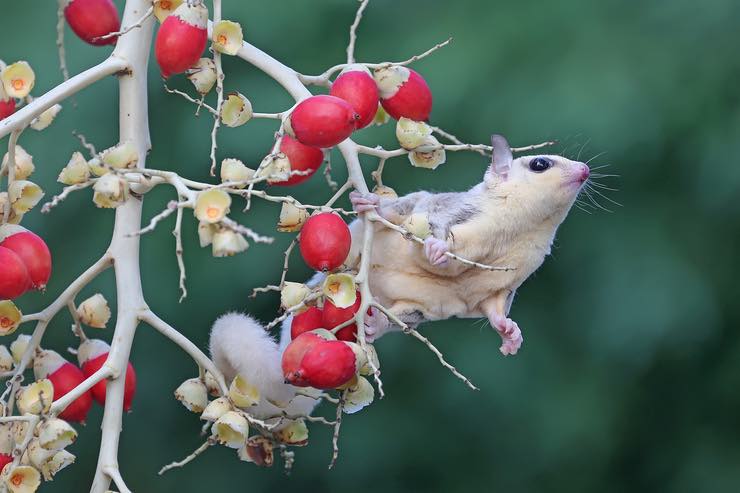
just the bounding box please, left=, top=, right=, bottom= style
left=8, top=180, right=43, bottom=214
left=76, top=293, right=111, bottom=328
left=29, top=104, right=62, bottom=131
left=154, top=0, right=184, bottom=22
left=343, top=376, right=375, bottom=414
left=401, top=212, right=433, bottom=239
left=0, top=345, right=12, bottom=372
left=277, top=202, right=309, bottom=232
left=174, top=378, right=209, bottom=413
left=3, top=465, right=41, bottom=493
left=187, top=57, right=217, bottom=95
left=221, top=92, right=253, bottom=127
left=228, top=374, right=260, bottom=408
left=322, top=273, right=357, bottom=309
left=359, top=343, right=380, bottom=376
left=10, top=334, right=32, bottom=365
left=1, top=61, right=35, bottom=99
left=255, top=153, right=290, bottom=183
left=201, top=396, right=232, bottom=422
left=100, top=141, right=138, bottom=169
left=220, top=158, right=254, bottom=188
left=204, top=371, right=221, bottom=396
left=275, top=420, right=308, bottom=446
left=194, top=189, right=231, bottom=224
left=212, top=20, right=243, bottom=56
left=38, top=418, right=77, bottom=451
left=0, top=300, right=22, bottom=337
left=280, top=282, right=311, bottom=311
left=40, top=449, right=75, bottom=481
left=197, top=221, right=216, bottom=248
left=211, top=229, right=248, bottom=257
left=212, top=411, right=249, bottom=449
left=395, top=117, right=432, bottom=150
left=27, top=439, right=55, bottom=469
left=408, top=135, right=446, bottom=170
left=16, top=379, right=54, bottom=415
left=93, top=174, right=129, bottom=208
left=58, top=152, right=90, bottom=185
left=2, top=145, right=35, bottom=180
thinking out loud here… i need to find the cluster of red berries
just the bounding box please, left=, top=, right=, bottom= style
left=277, top=209, right=374, bottom=390
left=34, top=340, right=136, bottom=423
left=0, top=228, right=51, bottom=300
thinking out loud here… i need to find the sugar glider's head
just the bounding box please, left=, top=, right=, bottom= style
left=484, top=134, right=590, bottom=223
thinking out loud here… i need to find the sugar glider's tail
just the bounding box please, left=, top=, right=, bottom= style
left=209, top=312, right=319, bottom=419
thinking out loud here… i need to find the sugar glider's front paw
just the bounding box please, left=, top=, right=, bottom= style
left=491, top=314, right=523, bottom=356
left=423, top=237, right=449, bottom=266
left=364, top=307, right=389, bottom=343
left=349, top=191, right=380, bottom=213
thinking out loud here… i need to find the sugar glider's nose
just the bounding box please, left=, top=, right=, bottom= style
left=578, top=163, right=590, bottom=182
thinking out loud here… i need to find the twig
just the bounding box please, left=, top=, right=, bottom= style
left=164, top=83, right=218, bottom=116
left=3, top=130, right=21, bottom=224
left=346, top=0, right=370, bottom=64
left=73, top=130, right=98, bottom=157
left=159, top=439, right=213, bottom=475
left=300, top=37, right=453, bottom=86
left=173, top=207, right=187, bottom=302
left=373, top=302, right=478, bottom=390
left=329, top=392, right=346, bottom=469
left=431, top=126, right=486, bottom=156
left=210, top=0, right=224, bottom=176
left=93, top=5, right=154, bottom=42
left=41, top=181, right=94, bottom=214
left=56, top=0, right=70, bottom=81
left=127, top=200, right=181, bottom=236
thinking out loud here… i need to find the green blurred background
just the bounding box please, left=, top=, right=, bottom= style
left=3, top=0, right=740, bottom=491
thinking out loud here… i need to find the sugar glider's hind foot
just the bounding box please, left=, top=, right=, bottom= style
left=349, top=190, right=380, bottom=213
left=364, top=307, right=390, bottom=343
left=490, top=313, right=523, bottom=356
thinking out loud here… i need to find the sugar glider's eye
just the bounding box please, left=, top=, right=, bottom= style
left=529, top=157, right=552, bottom=172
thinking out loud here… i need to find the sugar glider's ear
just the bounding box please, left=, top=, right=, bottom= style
left=489, top=134, right=512, bottom=179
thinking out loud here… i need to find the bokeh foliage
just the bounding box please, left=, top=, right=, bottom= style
left=2, top=0, right=740, bottom=491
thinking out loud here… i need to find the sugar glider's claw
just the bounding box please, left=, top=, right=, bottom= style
left=423, top=237, right=449, bottom=266
left=349, top=191, right=380, bottom=213
left=491, top=314, right=523, bottom=356
left=364, top=306, right=389, bottom=343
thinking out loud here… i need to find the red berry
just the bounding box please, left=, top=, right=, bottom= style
left=34, top=350, right=93, bottom=423
left=155, top=2, right=208, bottom=78
left=83, top=353, right=137, bottom=412
left=330, top=67, right=379, bottom=129
left=64, top=0, right=121, bottom=46
left=290, top=306, right=324, bottom=340
left=50, top=363, right=93, bottom=423
left=270, top=135, right=324, bottom=187
left=0, top=246, right=31, bottom=299
left=0, top=231, right=52, bottom=290
left=282, top=331, right=326, bottom=387
left=376, top=67, right=433, bottom=121
left=297, top=340, right=357, bottom=389
left=322, top=293, right=363, bottom=342
left=299, top=213, right=351, bottom=271
left=0, top=99, right=15, bottom=121
left=286, top=95, right=359, bottom=148
left=0, top=454, right=12, bottom=474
